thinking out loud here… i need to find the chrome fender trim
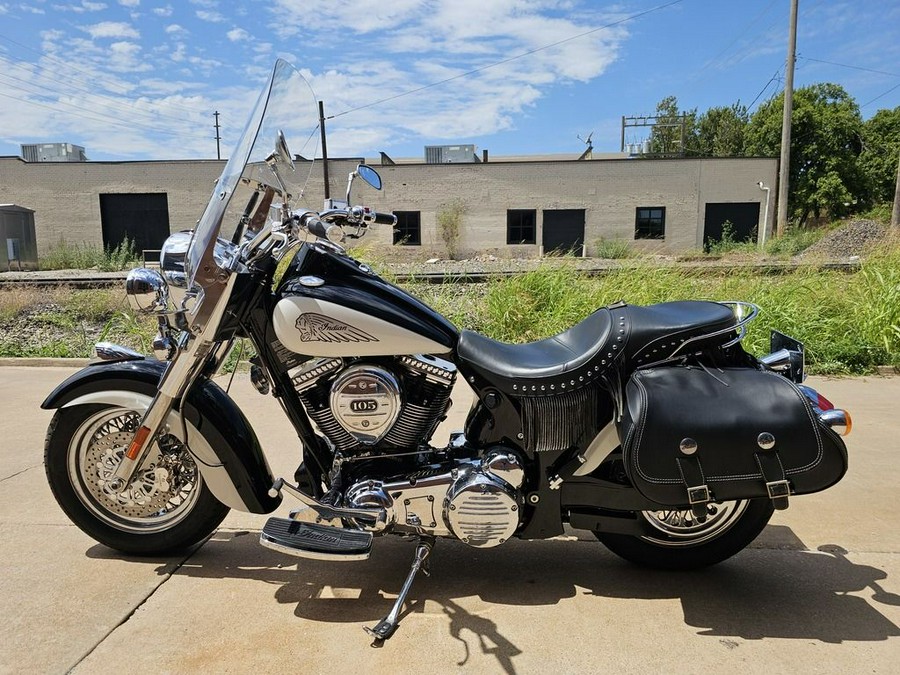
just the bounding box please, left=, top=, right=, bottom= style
left=63, top=390, right=249, bottom=512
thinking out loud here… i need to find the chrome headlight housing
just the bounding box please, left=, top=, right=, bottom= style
left=160, top=231, right=193, bottom=309
left=125, top=268, right=169, bottom=314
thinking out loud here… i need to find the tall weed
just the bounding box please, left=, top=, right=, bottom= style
left=41, top=237, right=139, bottom=271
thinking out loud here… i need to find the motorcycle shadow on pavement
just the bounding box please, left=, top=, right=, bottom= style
left=87, top=524, right=900, bottom=657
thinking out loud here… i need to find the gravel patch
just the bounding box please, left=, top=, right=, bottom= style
left=798, top=219, right=889, bottom=260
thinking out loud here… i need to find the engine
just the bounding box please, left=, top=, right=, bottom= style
left=290, top=354, right=525, bottom=548
left=289, top=354, right=456, bottom=453
left=344, top=449, right=525, bottom=548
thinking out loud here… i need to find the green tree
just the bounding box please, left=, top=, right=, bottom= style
left=745, top=83, right=865, bottom=227
left=859, top=106, right=900, bottom=207
left=696, top=102, right=748, bottom=157
left=648, top=95, right=698, bottom=156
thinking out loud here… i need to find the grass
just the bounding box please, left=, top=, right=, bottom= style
left=764, top=225, right=831, bottom=258
left=475, top=246, right=900, bottom=373
left=594, top=238, right=635, bottom=259
left=40, top=237, right=140, bottom=271
left=0, top=285, right=157, bottom=359
left=3, top=238, right=898, bottom=374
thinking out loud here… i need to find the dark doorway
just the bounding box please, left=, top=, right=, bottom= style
left=542, top=209, right=585, bottom=255
left=99, top=193, right=170, bottom=254
left=703, top=202, right=760, bottom=249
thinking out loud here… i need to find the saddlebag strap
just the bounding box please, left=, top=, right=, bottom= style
left=755, top=448, right=791, bottom=510
left=675, top=447, right=709, bottom=520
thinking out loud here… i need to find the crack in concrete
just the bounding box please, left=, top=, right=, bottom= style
left=0, top=464, right=40, bottom=483
left=65, top=549, right=198, bottom=674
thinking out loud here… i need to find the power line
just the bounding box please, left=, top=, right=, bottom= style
left=0, top=32, right=212, bottom=120
left=694, top=0, right=780, bottom=78
left=327, top=0, right=686, bottom=121
left=861, top=82, right=900, bottom=109
left=0, top=55, right=209, bottom=130
left=0, top=89, right=184, bottom=137
left=0, top=69, right=190, bottom=137
left=0, top=31, right=211, bottom=114
left=799, top=56, right=900, bottom=79
left=747, top=67, right=783, bottom=110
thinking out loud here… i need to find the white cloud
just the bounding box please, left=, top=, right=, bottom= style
left=82, top=21, right=140, bottom=39
left=226, top=27, right=249, bottom=42
left=107, top=40, right=150, bottom=72
left=170, top=42, right=186, bottom=62
left=50, top=1, right=107, bottom=11
left=0, top=0, right=630, bottom=161
left=118, top=0, right=139, bottom=6
left=267, top=0, right=627, bottom=153
left=19, top=3, right=45, bottom=13
left=195, top=9, right=224, bottom=22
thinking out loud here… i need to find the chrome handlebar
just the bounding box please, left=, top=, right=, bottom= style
left=238, top=204, right=396, bottom=267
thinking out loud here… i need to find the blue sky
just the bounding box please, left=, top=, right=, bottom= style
left=0, top=0, right=898, bottom=161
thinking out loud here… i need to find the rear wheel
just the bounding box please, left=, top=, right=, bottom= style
left=45, top=404, right=229, bottom=555
left=596, top=498, right=774, bottom=570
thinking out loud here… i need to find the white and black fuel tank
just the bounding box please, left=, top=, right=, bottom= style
left=273, top=243, right=459, bottom=358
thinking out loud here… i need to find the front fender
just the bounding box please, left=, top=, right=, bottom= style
left=41, top=359, right=282, bottom=514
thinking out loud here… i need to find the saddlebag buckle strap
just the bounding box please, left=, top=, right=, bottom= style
left=755, top=448, right=791, bottom=510
left=687, top=485, right=710, bottom=504
left=676, top=454, right=710, bottom=521
left=766, top=479, right=791, bottom=501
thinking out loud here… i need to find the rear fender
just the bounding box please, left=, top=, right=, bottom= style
left=41, top=359, right=282, bottom=514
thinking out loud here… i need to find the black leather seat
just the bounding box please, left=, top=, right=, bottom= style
left=457, top=301, right=739, bottom=397
left=457, top=308, right=618, bottom=395
left=623, top=301, right=737, bottom=365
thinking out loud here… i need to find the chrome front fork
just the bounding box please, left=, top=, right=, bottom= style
left=107, top=335, right=210, bottom=492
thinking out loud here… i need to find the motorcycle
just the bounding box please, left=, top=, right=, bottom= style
left=42, top=60, right=851, bottom=641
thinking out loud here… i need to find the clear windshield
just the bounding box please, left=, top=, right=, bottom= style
left=186, top=60, right=319, bottom=288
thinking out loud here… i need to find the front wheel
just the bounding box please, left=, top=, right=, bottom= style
left=596, top=498, right=774, bottom=570
left=45, top=404, right=229, bottom=555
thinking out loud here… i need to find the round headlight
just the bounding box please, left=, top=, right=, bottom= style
left=126, top=268, right=169, bottom=314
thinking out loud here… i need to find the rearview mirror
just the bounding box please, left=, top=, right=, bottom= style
left=357, top=164, right=382, bottom=190
left=346, top=164, right=383, bottom=204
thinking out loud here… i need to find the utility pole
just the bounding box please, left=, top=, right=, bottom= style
left=318, top=101, right=330, bottom=200
left=892, top=148, right=900, bottom=229
left=776, top=0, right=799, bottom=238
left=213, top=111, right=222, bottom=160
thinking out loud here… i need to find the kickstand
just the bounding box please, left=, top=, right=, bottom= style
left=365, top=536, right=435, bottom=642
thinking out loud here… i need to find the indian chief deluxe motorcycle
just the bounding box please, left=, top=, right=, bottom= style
left=43, top=61, right=851, bottom=640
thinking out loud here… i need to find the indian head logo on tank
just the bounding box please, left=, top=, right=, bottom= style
left=295, top=312, right=378, bottom=344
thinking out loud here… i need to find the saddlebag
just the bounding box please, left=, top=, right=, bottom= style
left=619, top=366, right=847, bottom=513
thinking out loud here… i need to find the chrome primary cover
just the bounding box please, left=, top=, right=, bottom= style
left=344, top=450, right=524, bottom=548
left=445, top=472, right=519, bottom=548
left=330, top=365, right=402, bottom=444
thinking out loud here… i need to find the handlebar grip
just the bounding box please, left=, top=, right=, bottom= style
left=372, top=211, right=397, bottom=226
left=305, top=217, right=329, bottom=238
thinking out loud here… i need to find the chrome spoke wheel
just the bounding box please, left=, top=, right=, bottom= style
left=639, top=500, right=750, bottom=547
left=67, top=408, right=203, bottom=534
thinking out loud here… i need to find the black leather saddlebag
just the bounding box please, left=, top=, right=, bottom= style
left=619, top=366, right=847, bottom=511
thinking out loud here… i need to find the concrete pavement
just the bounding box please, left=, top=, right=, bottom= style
left=1, top=366, right=898, bottom=674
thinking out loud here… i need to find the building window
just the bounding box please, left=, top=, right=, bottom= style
left=635, top=207, right=665, bottom=239
left=393, top=211, right=421, bottom=245
left=507, top=209, right=536, bottom=244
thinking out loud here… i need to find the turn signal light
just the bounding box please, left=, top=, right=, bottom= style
left=819, top=409, right=851, bottom=436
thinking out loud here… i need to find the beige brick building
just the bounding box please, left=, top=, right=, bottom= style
left=0, top=154, right=777, bottom=260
